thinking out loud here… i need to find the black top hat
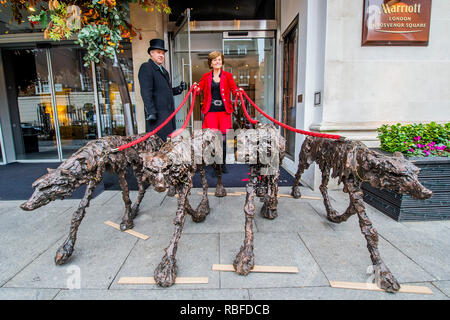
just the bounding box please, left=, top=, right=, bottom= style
left=148, top=38, right=168, bottom=54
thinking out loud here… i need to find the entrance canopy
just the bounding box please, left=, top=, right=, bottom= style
left=168, top=0, right=275, bottom=22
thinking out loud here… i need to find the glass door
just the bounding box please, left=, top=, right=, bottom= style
left=171, top=8, right=193, bottom=131
left=2, top=42, right=135, bottom=162
left=2, top=48, right=59, bottom=161
left=281, top=25, right=298, bottom=160
left=0, top=119, right=5, bottom=164
left=223, top=35, right=275, bottom=129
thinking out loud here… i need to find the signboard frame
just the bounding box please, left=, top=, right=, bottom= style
left=361, top=0, right=432, bottom=46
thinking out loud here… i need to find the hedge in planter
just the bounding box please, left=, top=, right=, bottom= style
left=362, top=122, right=450, bottom=221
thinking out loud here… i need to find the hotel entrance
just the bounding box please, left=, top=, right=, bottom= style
left=170, top=8, right=277, bottom=132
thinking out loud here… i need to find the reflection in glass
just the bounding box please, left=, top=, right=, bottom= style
left=223, top=38, right=275, bottom=128
left=0, top=2, right=49, bottom=35
left=95, top=44, right=135, bottom=137
left=0, top=121, right=3, bottom=163
left=49, top=47, right=98, bottom=159
left=2, top=48, right=59, bottom=160
left=172, top=19, right=192, bottom=130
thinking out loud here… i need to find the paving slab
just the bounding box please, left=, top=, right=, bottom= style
left=54, top=288, right=249, bottom=300
left=89, top=190, right=122, bottom=206
left=298, top=230, right=436, bottom=284
left=0, top=205, right=73, bottom=287
left=278, top=186, right=323, bottom=198
left=3, top=205, right=137, bottom=289
left=378, top=227, right=450, bottom=281
left=219, top=232, right=329, bottom=289
left=99, top=189, right=165, bottom=209
left=1, top=183, right=449, bottom=300
left=0, top=206, right=9, bottom=215
left=432, top=281, right=450, bottom=298
left=102, top=191, right=221, bottom=237
left=254, top=200, right=335, bottom=233
left=248, top=282, right=448, bottom=300
left=115, top=205, right=180, bottom=236
left=401, top=221, right=450, bottom=243
left=364, top=203, right=411, bottom=232
left=306, top=197, right=361, bottom=232
left=183, top=193, right=246, bottom=234
left=110, top=233, right=220, bottom=290
left=138, top=188, right=169, bottom=208
left=0, top=200, right=31, bottom=208
left=0, top=288, right=60, bottom=300
left=308, top=193, right=410, bottom=233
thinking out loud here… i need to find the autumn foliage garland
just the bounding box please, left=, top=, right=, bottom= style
left=4, top=0, right=171, bottom=66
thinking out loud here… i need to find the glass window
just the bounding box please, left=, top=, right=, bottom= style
left=281, top=25, right=298, bottom=159
left=95, top=43, right=135, bottom=137
left=0, top=120, right=4, bottom=164
left=224, top=38, right=275, bottom=128
left=172, top=20, right=192, bottom=130
left=1, top=40, right=135, bottom=161
left=49, top=46, right=99, bottom=159
left=2, top=48, right=59, bottom=160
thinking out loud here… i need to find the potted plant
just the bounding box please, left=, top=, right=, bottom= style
left=362, top=122, right=450, bottom=221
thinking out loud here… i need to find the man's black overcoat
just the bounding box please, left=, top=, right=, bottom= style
left=138, top=59, right=184, bottom=140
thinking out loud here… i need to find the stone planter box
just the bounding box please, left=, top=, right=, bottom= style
left=362, top=152, right=450, bottom=222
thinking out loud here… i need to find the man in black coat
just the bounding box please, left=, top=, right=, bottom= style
left=138, top=38, right=187, bottom=141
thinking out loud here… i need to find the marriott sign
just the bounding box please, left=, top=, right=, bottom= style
left=362, top=0, right=432, bottom=46
left=381, top=2, right=422, bottom=14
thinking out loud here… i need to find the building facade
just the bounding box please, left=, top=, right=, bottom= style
left=0, top=0, right=449, bottom=190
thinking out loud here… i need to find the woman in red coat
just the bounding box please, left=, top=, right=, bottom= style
left=196, top=51, right=239, bottom=172
left=196, top=51, right=239, bottom=133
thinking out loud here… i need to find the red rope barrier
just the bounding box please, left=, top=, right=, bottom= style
left=240, top=90, right=343, bottom=140
left=169, top=90, right=198, bottom=139
left=113, top=83, right=342, bottom=154
left=238, top=91, right=258, bottom=125
left=113, top=84, right=197, bottom=152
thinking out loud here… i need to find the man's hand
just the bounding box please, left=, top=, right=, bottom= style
left=146, top=114, right=157, bottom=121
left=180, top=81, right=187, bottom=91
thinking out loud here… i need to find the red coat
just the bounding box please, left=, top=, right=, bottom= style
left=196, top=70, right=238, bottom=115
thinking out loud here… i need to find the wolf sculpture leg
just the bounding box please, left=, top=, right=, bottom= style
left=185, top=165, right=210, bottom=223
left=291, top=155, right=311, bottom=199
left=55, top=180, right=98, bottom=265
left=325, top=176, right=360, bottom=223
left=347, top=181, right=400, bottom=293
left=118, top=170, right=134, bottom=231
left=129, top=165, right=149, bottom=220
left=260, top=169, right=279, bottom=220
left=256, top=174, right=267, bottom=199
left=214, top=163, right=227, bottom=198
left=154, top=170, right=194, bottom=287
left=317, top=167, right=344, bottom=221
left=233, top=165, right=258, bottom=275
left=196, top=165, right=211, bottom=219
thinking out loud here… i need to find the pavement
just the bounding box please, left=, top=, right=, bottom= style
left=0, top=185, right=449, bottom=300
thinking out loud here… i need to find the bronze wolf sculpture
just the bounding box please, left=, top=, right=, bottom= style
left=20, top=134, right=163, bottom=265
left=233, top=124, right=286, bottom=276
left=290, top=136, right=433, bottom=293
left=140, top=124, right=285, bottom=287
left=140, top=129, right=226, bottom=287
